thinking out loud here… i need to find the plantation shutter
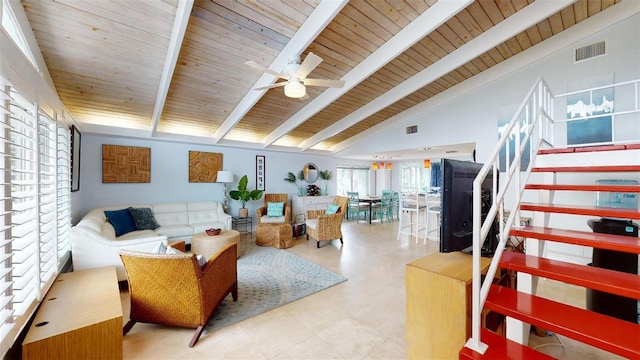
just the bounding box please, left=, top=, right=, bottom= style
left=8, top=88, right=39, bottom=317
left=56, top=124, right=71, bottom=266
left=0, top=77, right=14, bottom=342
left=37, top=111, right=57, bottom=284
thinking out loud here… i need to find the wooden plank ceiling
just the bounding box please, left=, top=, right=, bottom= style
left=22, top=0, right=622, bottom=157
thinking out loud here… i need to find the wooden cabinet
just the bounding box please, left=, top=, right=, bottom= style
left=22, top=266, right=123, bottom=360
left=406, top=252, right=491, bottom=360
left=292, top=195, right=334, bottom=218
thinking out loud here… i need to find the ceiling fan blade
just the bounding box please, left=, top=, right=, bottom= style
left=295, top=52, right=323, bottom=79
left=245, top=61, right=288, bottom=79
left=253, top=82, right=288, bottom=91
left=304, top=78, right=345, bottom=88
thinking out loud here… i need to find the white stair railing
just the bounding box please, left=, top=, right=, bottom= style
left=464, top=77, right=640, bottom=354
left=464, top=77, right=554, bottom=354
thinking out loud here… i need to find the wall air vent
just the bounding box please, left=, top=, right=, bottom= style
left=406, top=125, right=418, bottom=134
left=574, top=41, right=606, bottom=63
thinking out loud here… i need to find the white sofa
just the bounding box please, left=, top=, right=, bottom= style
left=71, top=201, right=232, bottom=281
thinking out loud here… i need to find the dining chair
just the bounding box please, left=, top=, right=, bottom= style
left=389, top=191, right=400, bottom=221
left=347, top=192, right=369, bottom=223
left=372, top=190, right=393, bottom=223
left=396, top=192, right=426, bottom=243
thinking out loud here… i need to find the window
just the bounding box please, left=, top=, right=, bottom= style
left=0, top=76, right=71, bottom=356
left=337, top=166, right=369, bottom=196
left=400, top=162, right=430, bottom=193
left=1, top=0, right=38, bottom=70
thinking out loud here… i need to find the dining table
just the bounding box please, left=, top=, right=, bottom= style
left=358, top=196, right=382, bottom=224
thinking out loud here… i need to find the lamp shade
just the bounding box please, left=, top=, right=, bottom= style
left=284, top=81, right=306, bottom=98
left=217, top=170, right=234, bottom=183
left=423, top=159, right=431, bottom=168
left=386, top=163, right=392, bottom=170
left=372, top=162, right=378, bottom=170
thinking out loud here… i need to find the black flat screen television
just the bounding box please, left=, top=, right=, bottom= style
left=439, top=158, right=498, bottom=257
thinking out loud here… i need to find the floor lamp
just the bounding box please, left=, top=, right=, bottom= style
left=217, top=170, right=234, bottom=212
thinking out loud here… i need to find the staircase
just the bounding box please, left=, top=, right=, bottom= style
left=459, top=78, right=640, bottom=359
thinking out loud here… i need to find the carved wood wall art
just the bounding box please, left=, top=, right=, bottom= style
left=102, top=144, right=151, bottom=183
left=189, top=151, right=223, bottom=183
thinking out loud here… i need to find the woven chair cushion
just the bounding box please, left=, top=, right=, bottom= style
left=306, top=218, right=318, bottom=230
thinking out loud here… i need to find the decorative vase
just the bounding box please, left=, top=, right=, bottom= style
left=238, top=208, right=249, bottom=218
left=323, top=183, right=328, bottom=195
left=298, top=187, right=306, bottom=196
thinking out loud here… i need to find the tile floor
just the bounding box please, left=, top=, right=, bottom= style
left=121, top=216, right=623, bottom=359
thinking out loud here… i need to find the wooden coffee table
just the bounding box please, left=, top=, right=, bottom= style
left=191, top=229, right=240, bottom=259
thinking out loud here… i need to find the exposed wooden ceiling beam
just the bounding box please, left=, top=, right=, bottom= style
left=261, top=0, right=473, bottom=148
left=301, top=0, right=576, bottom=151
left=149, top=0, right=194, bottom=136
left=331, top=0, right=639, bottom=156
left=212, top=0, right=348, bottom=143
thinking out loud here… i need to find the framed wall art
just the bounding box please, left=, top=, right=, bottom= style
left=256, top=155, right=265, bottom=191
left=102, top=144, right=151, bottom=183
left=188, top=151, right=223, bottom=183
left=70, top=125, right=81, bottom=192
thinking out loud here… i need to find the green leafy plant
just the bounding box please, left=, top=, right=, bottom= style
left=229, top=175, right=263, bottom=208
left=319, top=170, right=332, bottom=181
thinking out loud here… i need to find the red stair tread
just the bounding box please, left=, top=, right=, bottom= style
left=538, top=145, right=629, bottom=154
left=459, top=328, right=554, bottom=360
left=532, top=165, right=640, bottom=172
left=510, top=226, right=640, bottom=254
left=499, top=252, right=640, bottom=299
left=485, top=285, right=640, bottom=359
left=520, top=202, right=640, bottom=220
left=525, top=184, right=640, bottom=192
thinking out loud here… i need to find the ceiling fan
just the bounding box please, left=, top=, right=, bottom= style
left=246, top=52, right=345, bottom=99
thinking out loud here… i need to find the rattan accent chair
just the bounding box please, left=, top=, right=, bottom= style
left=119, top=241, right=238, bottom=347
left=306, top=196, right=349, bottom=248
left=256, top=193, right=291, bottom=224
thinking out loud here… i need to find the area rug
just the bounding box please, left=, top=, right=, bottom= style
left=204, top=240, right=347, bottom=333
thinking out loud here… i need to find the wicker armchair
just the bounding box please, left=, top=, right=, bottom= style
left=306, top=196, right=349, bottom=248
left=119, top=241, right=238, bottom=347
left=256, top=193, right=291, bottom=224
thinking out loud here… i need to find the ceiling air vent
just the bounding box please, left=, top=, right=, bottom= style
left=406, top=125, right=418, bottom=134
left=574, top=41, right=606, bottom=63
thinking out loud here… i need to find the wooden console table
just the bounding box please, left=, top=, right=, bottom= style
left=22, top=266, right=123, bottom=359
left=406, top=252, right=492, bottom=359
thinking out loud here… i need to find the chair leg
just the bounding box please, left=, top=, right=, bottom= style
left=189, top=325, right=205, bottom=347
left=123, top=319, right=136, bottom=335
left=316, top=241, right=320, bottom=248
left=232, top=281, right=238, bottom=301
left=339, top=238, right=343, bottom=245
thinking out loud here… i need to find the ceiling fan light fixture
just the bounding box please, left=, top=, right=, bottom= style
left=284, top=81, right=306, bottom=98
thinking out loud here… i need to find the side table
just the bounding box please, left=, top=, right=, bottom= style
left=232, top=216, right=252, bottom=237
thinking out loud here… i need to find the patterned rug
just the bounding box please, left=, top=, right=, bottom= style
left=204, top=240, right=347, bottom=333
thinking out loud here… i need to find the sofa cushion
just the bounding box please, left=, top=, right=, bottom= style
left=155, top=225, right=193, bottom=239
left=188, top=202, right=219, bottom=225
left=128, top=207, right=160, bottom=230
left=267, top=202, right=284, bottom=217
left=152, top=203, right=189, bottom=227
left=104, top=208, right=137, bottom=237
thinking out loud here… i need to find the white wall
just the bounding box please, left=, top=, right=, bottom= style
left=74, top=134, right=343, bottom=222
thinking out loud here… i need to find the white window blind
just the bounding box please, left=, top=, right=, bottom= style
left=0, top=76, right=71, bottom=356
left=56, top=125, right=71, bottom=266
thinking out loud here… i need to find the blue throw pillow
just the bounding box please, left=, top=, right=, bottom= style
left=104, top=208, right=137, bottom=237
left=325, top=203, right=340, bottom=215
left=128, top=207, right=160, bottom=230
left=267, top=202, right=284, bottom=217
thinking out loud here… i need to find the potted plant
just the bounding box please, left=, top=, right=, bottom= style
left=284, top=170, right=306, bottom=196
left=319, top=170, right=332, bottom=195
left=229, top=175, right=263, bottom=217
